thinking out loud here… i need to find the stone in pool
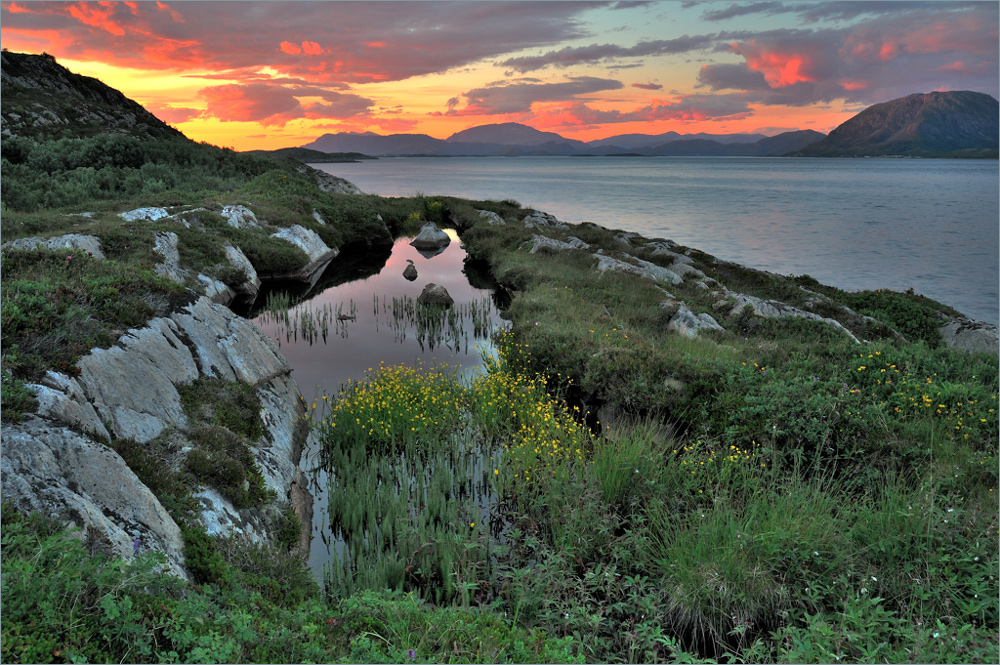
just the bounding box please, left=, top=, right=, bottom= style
left=416, top=283, right=454, bottom=306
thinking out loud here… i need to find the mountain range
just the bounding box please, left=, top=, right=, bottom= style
left=301, top=124, right=823, bottom=157
left=302, top=92, right=998, bottom=159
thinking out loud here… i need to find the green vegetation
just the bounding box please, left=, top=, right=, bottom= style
left=179, top=378, right=275, bottom=509
left=2, top=56, right=996, bottom=662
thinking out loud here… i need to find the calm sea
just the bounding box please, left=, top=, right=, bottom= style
left=315, top=156, right=999, bottom=325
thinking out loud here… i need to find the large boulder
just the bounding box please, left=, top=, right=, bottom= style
left=522, top=211, right=568, bottom=230
left=224, top=244, right=262, bottom=299
left=268, top=225, right=339, bottom=286
left=410, top=222, right=451, bottom=251
left=666, top=303, right=725, bottom=338
left=477, top=209, right=505, bottom=225
left=528, top=234, right=590, bottom=254
left=938, top=316, right=999, bottom=354
left=402, top=261, right=418, bottom=281
left=417, top=283, right=454, bottom=306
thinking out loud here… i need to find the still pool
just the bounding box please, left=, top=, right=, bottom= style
left=248, top=230, right=506, bottom=579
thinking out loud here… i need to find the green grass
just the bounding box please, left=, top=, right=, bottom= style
left=3, top=121, right=997, bottom=663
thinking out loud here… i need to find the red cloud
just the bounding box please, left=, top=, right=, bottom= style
left=729, top=40, right=818, bottom=87
left=145, top=103, right=202, bottom=125
left=301, top=41, right=323, bottom=56
left=280, top=41, right=300, bottom=55
left=199, top=81, right=373, bottom=126
left=0, top=1, right=599, bottom=85
left=67, top=2, right=125, bottom=36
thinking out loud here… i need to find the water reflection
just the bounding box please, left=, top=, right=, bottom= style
left=251, top=230, right=505, bottom=402
left=249, top=232, right=506, bottom=580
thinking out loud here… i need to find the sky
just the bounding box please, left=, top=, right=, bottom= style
left=2, top=1, right=997, bottom=150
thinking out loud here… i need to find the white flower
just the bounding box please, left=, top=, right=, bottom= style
left=933, top=632, right=940, bottom=639
left=871, top=576, right=877, bottom=582
left=861, top=588, right=868, bottom=594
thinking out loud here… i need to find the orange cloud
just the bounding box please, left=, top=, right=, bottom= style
left=301, top=41, right=323, bottom=56
left=67, top=2, right=125, bottom=37
left=280, top=41, right=300, bottom=55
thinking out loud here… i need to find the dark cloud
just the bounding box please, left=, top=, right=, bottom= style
left=701, top=1, right=968, bottom=23
left=632, top=81, right=663, bottom=90
left=0, top=1, right=602, bottom=83
left=701, top=2, right=787, bottom=22
left=497, top=35, right=718, bottom=73
left=697, top=63, right=768, bottom=91
left=443, top=76, right=624, bottom=115
left=534, top=94, right=753, bottom=129
left=699, top=6, right=999, bottom=105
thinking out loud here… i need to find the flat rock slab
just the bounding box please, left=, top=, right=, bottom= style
left=3, top=233, right=106, bottom=260
left=1, top=417, right=188, bottom=579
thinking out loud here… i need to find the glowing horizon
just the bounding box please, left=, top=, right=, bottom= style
left=2, top=1, right=997, bottom=151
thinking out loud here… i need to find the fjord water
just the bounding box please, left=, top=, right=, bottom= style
left=317, top=156, right=999, bottom=325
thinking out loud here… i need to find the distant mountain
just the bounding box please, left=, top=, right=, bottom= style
left=638, top=130, right=826, bottom=156
left=302, top=131, right=448, bottom=155
left=0, top=50, right=183, bottom=141
left=796, top=91, right=999, bottom=158
left=447, top=122, right=587, bottom=148
left=588, top=131, right=767, bottom=149
left=300, top=124, right=821, bottom=158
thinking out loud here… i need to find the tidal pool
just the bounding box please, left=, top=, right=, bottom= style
left=247, top=230, right=506, bottom=580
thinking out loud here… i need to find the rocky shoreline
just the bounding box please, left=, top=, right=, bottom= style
left=2, top=193, right=996, bottom=581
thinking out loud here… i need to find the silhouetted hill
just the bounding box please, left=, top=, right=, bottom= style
left=643, top=130, right=826, bottom=156
left=243, top=147, right=376, bottom=162
left=796, top=91, right=999, bottom=158
left=0, top=50, right=183, bottom=141
left=447, top=122, right=586, bottom=149
left=589, top=131, right=766, bottom=149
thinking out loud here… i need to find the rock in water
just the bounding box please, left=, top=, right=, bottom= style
left=417, top=283, right=454, bottom=306
left=410, top=222, right=451, bottom=250
left=403, top=261, right=418, bottom=281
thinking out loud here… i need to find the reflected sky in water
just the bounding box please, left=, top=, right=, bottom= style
left=252, top=231, right=504, bottom=404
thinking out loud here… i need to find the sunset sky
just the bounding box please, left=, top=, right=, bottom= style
left=2, top=1, right=997, bottom=150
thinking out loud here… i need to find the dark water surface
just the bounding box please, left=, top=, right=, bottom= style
left=316, top=156, right=999, bottom=325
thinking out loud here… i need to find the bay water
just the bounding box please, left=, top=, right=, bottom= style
left=316, top=156, right=999, bottom=325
